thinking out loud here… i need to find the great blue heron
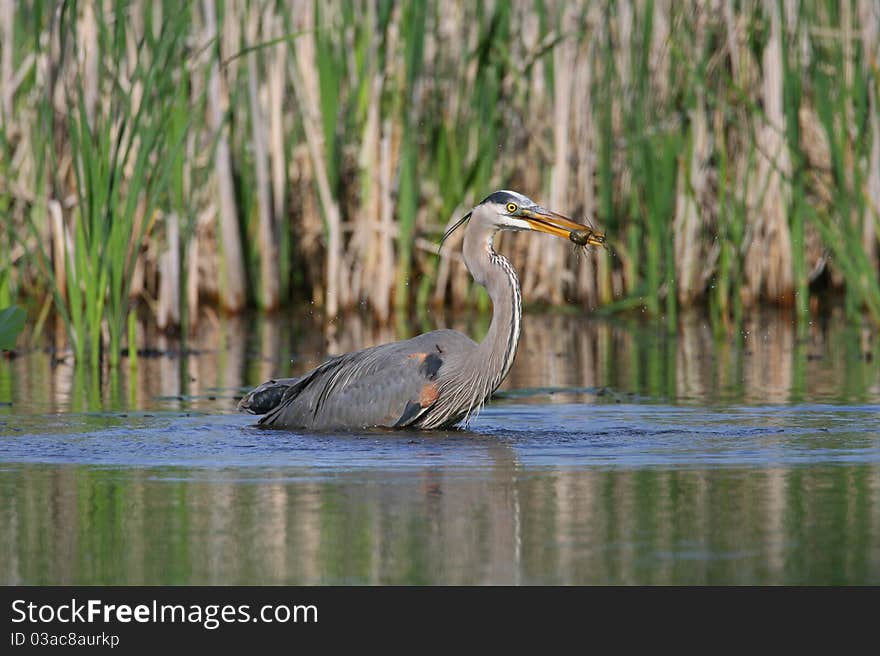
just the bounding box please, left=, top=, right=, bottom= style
left=238, top=190, right=606, bottom=430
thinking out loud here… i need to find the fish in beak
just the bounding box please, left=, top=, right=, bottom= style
left=519, top=206, right=607, bottom=249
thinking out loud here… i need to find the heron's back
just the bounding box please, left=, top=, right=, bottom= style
left=241, top=329, right=478, bottom=429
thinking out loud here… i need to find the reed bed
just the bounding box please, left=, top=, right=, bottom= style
left=1, top=0, right=879, bottom=365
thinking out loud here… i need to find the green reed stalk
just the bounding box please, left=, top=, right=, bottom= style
left=314, top=2, right=341, bottom=194
left=167, top=73, right=196, bottom=336
left=809, top=11, right=880, bottom=322
left=711, top=118, right=737, bottom=335
left=596, top=24, right=615, bottom=306
left=662, top=139, right=679, bottom=333
left=627, top=7, right=659, bottom=316
left=0, top=306, right=25, bottom=350
left=48, top=1, right=192, bottom=366
left=619, top=1, right=681, bottom=323
left=0, top=202, right=12, bottom=309
left=781, top=2, right=808, bottom=326
left=0, top=98, right=14, bottom=308
left=393, top=0, right=427, bottom=311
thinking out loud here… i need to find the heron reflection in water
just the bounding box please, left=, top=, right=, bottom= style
left=239, top=190, right=606, bottom=430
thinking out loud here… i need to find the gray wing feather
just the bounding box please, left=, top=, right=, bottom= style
left=242, top=330, right=475, bottom=430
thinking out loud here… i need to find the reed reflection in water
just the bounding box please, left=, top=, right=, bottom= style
left=1, top=461, right=878, bottom=585
left=2, top=307, right=879, bottom=413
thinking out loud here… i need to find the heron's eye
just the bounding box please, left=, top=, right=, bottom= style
left=506, top=203, right=517, bottom=213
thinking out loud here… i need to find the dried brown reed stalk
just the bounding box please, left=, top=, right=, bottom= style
left=266, top=10, right=287, bottom=269
left=48, top=199, right=67, bottom=304
left=247, top=7, right=279, bottom=311
left=203, top=0, right=247, bottom=313
left=289, top=0, right=344, bottom=318
left=674, top=6, right=709, bottom=307
left=157, top=212, right=180, bottom=330
left=574, top=12, right=600, bottom=309
left=744, top=0, right=793, bottom=306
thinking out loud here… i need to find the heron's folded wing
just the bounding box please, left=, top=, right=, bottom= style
left=312, top=351, right=444, bottom=428
left=259, top=348, right=445, bottom=429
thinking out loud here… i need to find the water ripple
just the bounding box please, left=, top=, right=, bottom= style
left=0, top=403, right=878, bottom=474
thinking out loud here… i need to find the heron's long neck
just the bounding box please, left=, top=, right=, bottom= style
left=463, top=228, right=522, bottom=393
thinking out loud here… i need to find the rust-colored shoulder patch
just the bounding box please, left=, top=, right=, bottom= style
left=419, top=382, right=439, bottom=407
left=408, top=353, right=428, bottom=363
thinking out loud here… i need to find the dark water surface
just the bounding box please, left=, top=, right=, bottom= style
left=1, top=310, right=879, bottom=584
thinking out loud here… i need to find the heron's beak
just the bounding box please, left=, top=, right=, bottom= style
left=520, top=207, right=607, bottom=248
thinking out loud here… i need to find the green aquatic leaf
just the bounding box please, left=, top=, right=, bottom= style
left=0, top=305, right=26, bottom=350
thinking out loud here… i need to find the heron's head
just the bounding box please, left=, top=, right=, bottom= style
left=441, top=190, right=606, bottom=248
